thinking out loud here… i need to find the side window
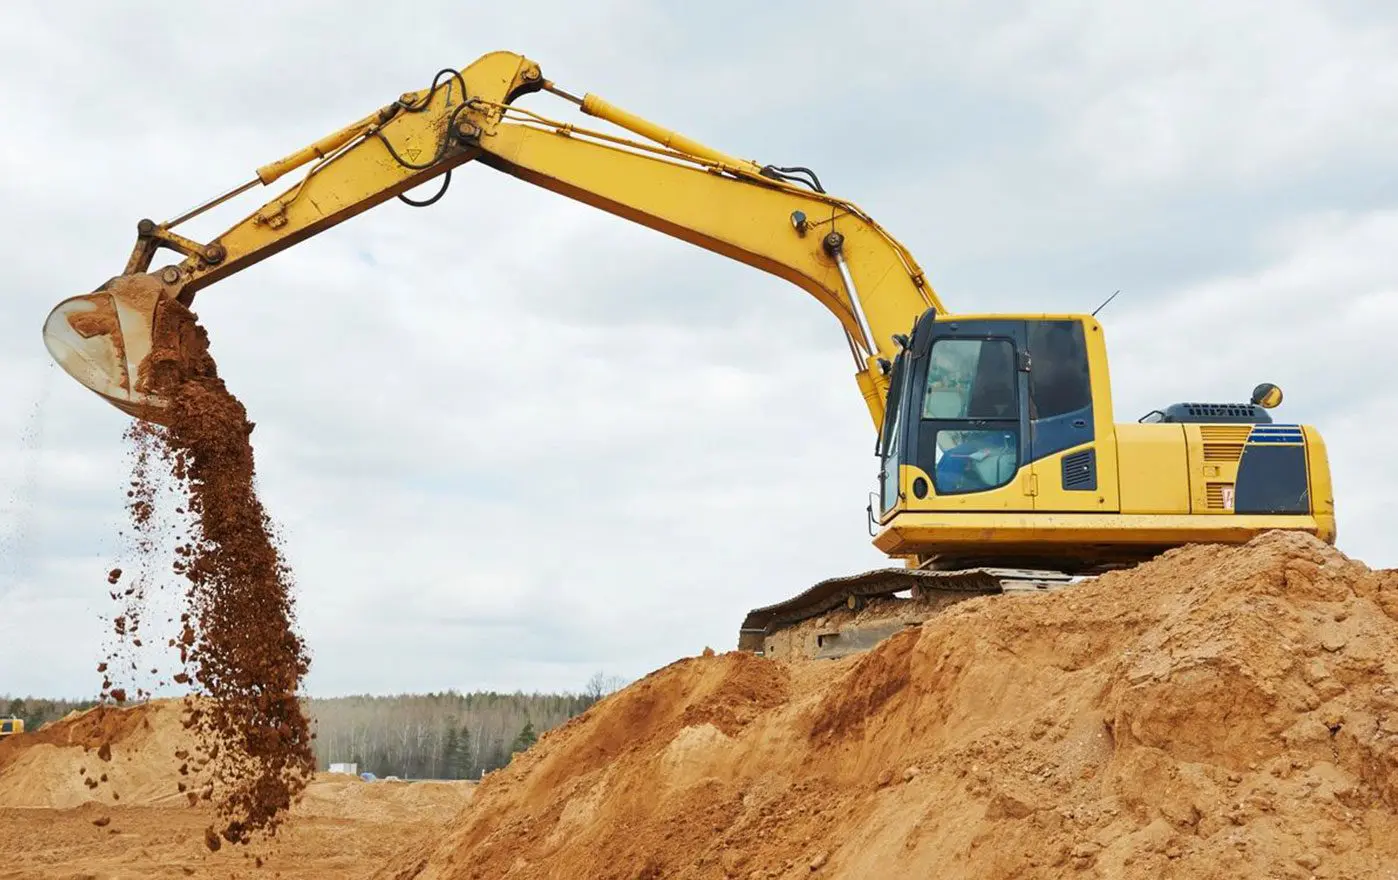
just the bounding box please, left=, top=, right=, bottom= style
left=0, top=721, right=10, bottom=734
left=1027, top=321, right=1090, bottom=419
left=922, top=338, right=1020, bottom=495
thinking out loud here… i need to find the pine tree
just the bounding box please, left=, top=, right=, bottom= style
left=442, top=725, right=460, bottom=779
left=453, top=725, right=474, bottom=779
left=511, top=718, right=538, bottom=756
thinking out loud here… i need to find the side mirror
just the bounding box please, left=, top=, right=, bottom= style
left=1251, top=383, right=1283, bottom=409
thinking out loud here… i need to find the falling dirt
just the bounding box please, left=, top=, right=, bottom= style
left=94, top=297, right=315, bottom=849
left=369, top=531, right=1398, bottom=880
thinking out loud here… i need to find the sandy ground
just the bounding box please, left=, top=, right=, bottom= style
left=0, top=783, right=472, bottom=880
left=0, top=700, right=475, bottom=879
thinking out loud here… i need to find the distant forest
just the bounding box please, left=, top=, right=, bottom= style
left=2, top=672, right=628, bottom=780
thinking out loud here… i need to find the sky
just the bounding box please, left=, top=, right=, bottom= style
left=2, top=0, right=1395, bottom=699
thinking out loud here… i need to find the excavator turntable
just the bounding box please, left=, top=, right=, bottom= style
left=40, top=51, right=1337, bottom=661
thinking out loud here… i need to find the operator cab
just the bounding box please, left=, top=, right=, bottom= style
left=875, top=309, right=1098, bottom=519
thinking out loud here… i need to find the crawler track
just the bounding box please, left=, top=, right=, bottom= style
left=738, top=567, right=1077, bottom=659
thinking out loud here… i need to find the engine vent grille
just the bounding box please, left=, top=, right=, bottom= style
left=1200, top=426, right=1252, bottom=462
left=1206, top=482, right=1235, bottom=510
left=1183, top=403, right=1259, bottom=418
left=1062, top=448, right=1097, bottom=491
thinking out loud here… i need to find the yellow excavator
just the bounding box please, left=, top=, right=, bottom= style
left=42, top=51, right=1336, bottom=659
left=0, top=717, right=23, bottom=738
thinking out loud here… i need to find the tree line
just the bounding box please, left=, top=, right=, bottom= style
left=2, top=697, right=98, bottom=732
left=303, top=680, right=619, bottom=780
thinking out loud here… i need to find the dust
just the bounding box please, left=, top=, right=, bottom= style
left=95, top=297, right=315, bottom=849
left=375, top=531, right=1398, bottom=880
left=0, top=364, right=55, bottom=590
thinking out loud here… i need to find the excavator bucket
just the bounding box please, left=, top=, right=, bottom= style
left=41, top=273, right=173, bottom=424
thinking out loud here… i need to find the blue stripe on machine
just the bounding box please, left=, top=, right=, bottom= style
left=1249, top=425, right=1304, bottom=444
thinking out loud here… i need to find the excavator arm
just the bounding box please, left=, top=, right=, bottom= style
left=42, top=50, right=943, bottom=431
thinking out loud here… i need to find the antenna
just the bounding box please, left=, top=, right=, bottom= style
left=1091, top=289, right=1121, bottom=317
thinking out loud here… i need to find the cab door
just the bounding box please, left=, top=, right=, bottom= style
left=903, top=318, right=1036, bottom=512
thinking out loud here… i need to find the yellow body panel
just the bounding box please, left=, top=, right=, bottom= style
left=874, top=512, right=1332, bottom=557
left=1305, top=426, right=1336, bottom=526
left=897, top=463, right=1033, bottom=511
left=1031, top=441, right=1117, bottom=512
left=1116, top=424, right=1191, bottom=513
left=1183, top=424, right=1250, bottom=514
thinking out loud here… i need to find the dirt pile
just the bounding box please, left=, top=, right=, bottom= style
left=0, top=701, right=197, bottom=809
left=377, top=531, right=1398, bottom=880
left=292, top=775, right=477, bottom=823
left=96, top=297, right=315, bottom=849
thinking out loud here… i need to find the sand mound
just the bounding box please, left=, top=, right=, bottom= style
left=0, top=700, right=198, bottom=808
left=292, top=774, right=477, bottom=822
left=378, top=531, right=1398, bottom=880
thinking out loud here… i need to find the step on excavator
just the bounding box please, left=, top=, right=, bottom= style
left=41, top=51, right=1337, bottom=661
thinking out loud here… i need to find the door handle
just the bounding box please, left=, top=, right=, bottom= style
left=1072, top=419, right=1087, bottom=428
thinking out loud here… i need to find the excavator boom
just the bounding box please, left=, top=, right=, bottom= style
left=42, top=51, right=938, bottom=432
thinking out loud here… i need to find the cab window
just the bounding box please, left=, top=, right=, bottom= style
left=922, top=338, right=1020, bottom=494
left=1027, top=321, right=1090, bottom=419
left=922, top=338, right=1016, bottom=420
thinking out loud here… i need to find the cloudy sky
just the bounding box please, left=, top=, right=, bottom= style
left=2, top=1, right=1395, bottom=700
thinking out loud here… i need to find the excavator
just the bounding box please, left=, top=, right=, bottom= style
left=41, top=51, right=1337, bottom=660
